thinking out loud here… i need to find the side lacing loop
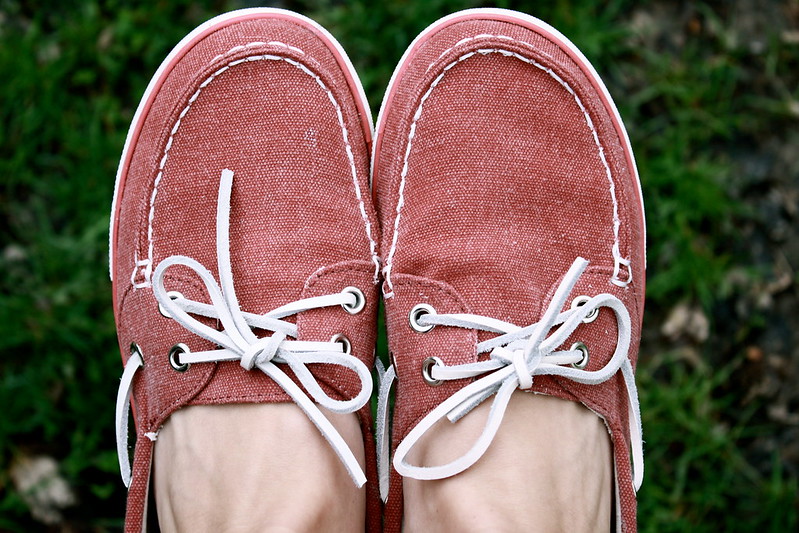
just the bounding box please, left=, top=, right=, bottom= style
left=374, top=358, right=396, bottom=502
left=375, top=257, right=643, bottom=502
left=115, top=169, right=372, bottom=489
left=611, top=242, right=633, bottom=287
left=115, top=344, right=143, bottom=488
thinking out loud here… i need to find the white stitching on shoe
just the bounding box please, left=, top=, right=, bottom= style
left=210, top=40, right=305, bottom=63
left=135, top=42, right=379, bottom=289
left=426, top=34, right=516, bottom=72
left=383, top=37, right=631, bottom=297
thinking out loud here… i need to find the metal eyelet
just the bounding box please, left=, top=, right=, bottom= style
left=409, top=303, right=436, bottom=333
left=158, top=291, right=185, bottom=318
left=421, top=356, right=443, bottom=386
left=168, top=343, right=190, bottom=372
left=341, top=286, right=366, bottom=315
left=570, top=342, right=590, bottom=369
left=570, top=295, right=599, bottom=323
left=130, top=342, right=144, bottom=366
left=330, top=333, right=352, bottom=354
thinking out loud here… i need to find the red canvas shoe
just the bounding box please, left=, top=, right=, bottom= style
left=109, top=9, right=381, bottom=531
left=373, top=8, right=646, bottom=532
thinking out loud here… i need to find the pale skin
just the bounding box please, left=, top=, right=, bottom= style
left=402, top=392, right=612, bottom=533
left=153, top=404, right=365, bottom=533
left=154, top=393, right=611, bottom=532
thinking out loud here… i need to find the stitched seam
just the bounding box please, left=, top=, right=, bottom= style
left=160, top=272, right=212, bottom=296
left=304, top=260, right=376, bottom=292
left=384, top=36, right=628, bottom=296
left=426, top=34, right=520, bottom=72
left=390, top=275, right=471, bottom=311
left=138, top=41, right=379, bottom=288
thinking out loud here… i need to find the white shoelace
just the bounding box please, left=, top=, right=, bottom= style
left=376, top=258, right=643, bottom=502
left=116, top=169, right=373, bottom=488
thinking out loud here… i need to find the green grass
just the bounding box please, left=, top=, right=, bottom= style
left=0, top=0, right=796, bottom=530
left=637, top=352, right=797, bottom=532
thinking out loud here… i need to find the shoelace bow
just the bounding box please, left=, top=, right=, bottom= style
left=376, top=258, right=643, bottom=502
left=116, top=169, right=373, bottom=488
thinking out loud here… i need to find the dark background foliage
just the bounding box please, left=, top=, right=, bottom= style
left=0, top=0, right=797, bottom=530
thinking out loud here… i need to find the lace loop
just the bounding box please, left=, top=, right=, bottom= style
left=115, top=169, right=372, bottom=488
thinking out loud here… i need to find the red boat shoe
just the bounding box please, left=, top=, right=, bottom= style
left=373, top=9, right=646, bottom=532
left=110, top=9, right=381, bottom=531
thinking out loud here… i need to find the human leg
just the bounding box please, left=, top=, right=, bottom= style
left=153, top=405, right=364, bottom=533
left=402, top=394, right=612, bottom=533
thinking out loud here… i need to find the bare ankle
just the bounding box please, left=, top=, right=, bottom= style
left=153, top=404, right=365, bottom=533
left=402, top=393, right=611, bottom=533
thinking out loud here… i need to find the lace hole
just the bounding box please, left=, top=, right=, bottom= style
left=421, top=356, right=443, bottom=386
left=570, top=342, right=590, bottom=369
left=130, top=342, right=144, bottom=367
left=341, top=287, right=366, bottom=315
left=158, top=291, right=185, bottom=318
left=409, top=303, right=436, bottom=333
left=570, top=295, right=599, bottom=323
left=168, top=343, right=191, bottom=372
left=330, top=333, right=352, bottom=355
